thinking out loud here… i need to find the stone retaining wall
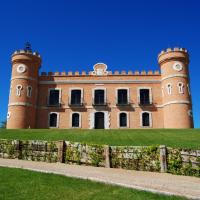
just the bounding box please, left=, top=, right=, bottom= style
left=0, top=139, right=199, bottom=177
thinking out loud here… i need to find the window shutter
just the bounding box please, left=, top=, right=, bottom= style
left=89, top=112, right=94, bottom=129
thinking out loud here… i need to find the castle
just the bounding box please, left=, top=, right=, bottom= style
left=7, top=44, right=194, bottom=129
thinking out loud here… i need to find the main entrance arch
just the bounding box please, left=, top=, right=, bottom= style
left=94, top=112, right=104, bottom=129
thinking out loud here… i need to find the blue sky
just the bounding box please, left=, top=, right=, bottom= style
left=0, top=0, right=199, bottom=127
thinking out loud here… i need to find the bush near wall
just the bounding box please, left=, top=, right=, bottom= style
left=110, top=146, right=160, bottom=171
left=0, top=139, right=200, bottom=177
left=65, top=141, right=105, bottom=167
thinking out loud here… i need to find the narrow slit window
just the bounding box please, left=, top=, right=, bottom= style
left=27, top=86, right=32, bottom=97
left=16, top=85, right=22, bottom=96
left=166, top=84, right=172, bottom=95
left=177, top=82, right=184, bottom=94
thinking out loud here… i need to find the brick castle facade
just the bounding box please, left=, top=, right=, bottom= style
left=7, top=45, right=194, bottom=129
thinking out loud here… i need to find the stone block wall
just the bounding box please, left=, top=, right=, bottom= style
left=65, top=141, right=105, bottom=167
left=110, top=146, right=160, bottom=171
left=0, top=139, right=200, bottom=177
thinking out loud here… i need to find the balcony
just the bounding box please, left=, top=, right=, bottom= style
left=92, top=98, right=108, bottom=106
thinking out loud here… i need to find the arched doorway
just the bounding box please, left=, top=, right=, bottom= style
left=95, top=112, right=104, bottom=129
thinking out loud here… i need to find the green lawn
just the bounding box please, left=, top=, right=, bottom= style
left=0, top=167, right=186, bottom=200
left=0, top=129, right=200, bottom=148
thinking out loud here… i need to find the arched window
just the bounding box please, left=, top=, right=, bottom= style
left=16, top=85, right=23, bottom=96
left=166, top=84, right=172, bottom=95
left=27, top=86, right=32, bottom=97
left=177, top=82, right=184, bottom=94
left=72, top=113, right=80, bottom=128
left=49, top=113, right=58, bottom=128
left=141, top=112, right=151, bottom=127
left=119, top=113, right=127, bottom=127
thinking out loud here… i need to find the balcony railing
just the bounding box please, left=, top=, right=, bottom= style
left=92, top=98, right=108, bottom=106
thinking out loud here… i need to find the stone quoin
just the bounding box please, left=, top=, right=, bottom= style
left=7, top=44, right=194, bottom=129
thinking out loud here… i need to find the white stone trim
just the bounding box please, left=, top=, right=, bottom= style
left=157, top=100, right=190, bottom=108
left=115, top=87, right=130, bottom=104
left=48, top=112, right=59, bottom=128
left=69, top=88, right=83, bottom=105
left=177, top=82, right=184, bottom=94
left=70, top=112, right=82, bottom=128
left=172, top=62, right=183, bottom=72
left=161, top=74, right=187, bottom=81
left=27, top=85, right=32, bottom=97
left=11, top=76, right=37, bottom=82
left=137, top=87, right=152, bottom=104
left=7, top=112, right=11, bottom=119
left=92, top=87, right=107, bottom=104
left=140, top=111, right=152, bottom=128
left=48, top=88, right=62, bottom=105
left=117, top=111, right=129, bottom=128
left=8, top=102, right=34, bottom=107
left=89, top=110, right=110, bottom=129
left=39, top=80, right=161, bottom=84
left=17, top=64, right=26, bottom=73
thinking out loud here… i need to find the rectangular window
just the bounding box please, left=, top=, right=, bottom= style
left=71, top=90, right=81, bottom=105
left=139, top=89, right=150, bottom=105
left=117, top=89, right=128, bottom=105
left=94, top=90, right=105, bottom=105
left=72, top=113, right=80, bottom=127
left=49, top=89, right=60, bottom=106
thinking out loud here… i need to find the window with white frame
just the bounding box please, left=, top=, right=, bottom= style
left=166, top=83, right=172, bottom=95
left=27, top=86, right=32, bottom=97
left=72, top=113, right=80, bottom=128
left=177, top=82, right=184, bottom=94
left=117, top=89, right=128, bottom=105
left=16, top=85, right=23, bottom=96
left=119, top=112, right=127, bottom=127
left=49, top=113, right=58, bottom=128
left=141, top=112, right=151, bottom=127
left=48, top=89, right=61, bottom=106
left=93, top=89, right=106, bottom=105
left=138, top=88, right=152, bottom=105
left=70, top=89, right=82, bottom=105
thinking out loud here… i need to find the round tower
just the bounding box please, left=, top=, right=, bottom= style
left=158, top=47, right=193, bottom=128
left=7, top=43, right=41, bottom=129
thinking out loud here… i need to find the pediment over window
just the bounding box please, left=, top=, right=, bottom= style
left=92, top=63, right=108, bottom=76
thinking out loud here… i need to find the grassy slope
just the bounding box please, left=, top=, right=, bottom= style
left=0, top=167, right=186, bottom=200
left=0, top=129, right=200, bottom=148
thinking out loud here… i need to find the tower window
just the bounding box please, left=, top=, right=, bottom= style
left=117, top=89, right=128, bottom=105
left=27, top=86, right=32, bottom=97
left=48, top=89, right=60, bottom=106
left=119, top=113, right=127, bottom=127
left=166, top=84, right=172, bottom=95
left=187, top=84, right=190, bottom=95
left=177, top=82, right=184, bottom=94
left=139, top=89, right=150, bottom=105
left=16, top=85, right=23, bottom=96
left=72, top=113, right=80, bottom=128
left=49, top=113, right=58, bottom=128
left=141, top=112, right=151, bottom=127
left=94, top=89, right=105, bottom=105
left=71, top=90, right=82, bottom=105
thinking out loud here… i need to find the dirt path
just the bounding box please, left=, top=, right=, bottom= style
left=0, top=158, right=200, bottom=199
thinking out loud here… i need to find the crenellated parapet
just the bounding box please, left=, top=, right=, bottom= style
left=158, top=47, right=189, bottom=65
left=40, top=69, right=160, bottom=77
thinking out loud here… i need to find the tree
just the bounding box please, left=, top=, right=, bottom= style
left=0, top=120, right=7, bottom=128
